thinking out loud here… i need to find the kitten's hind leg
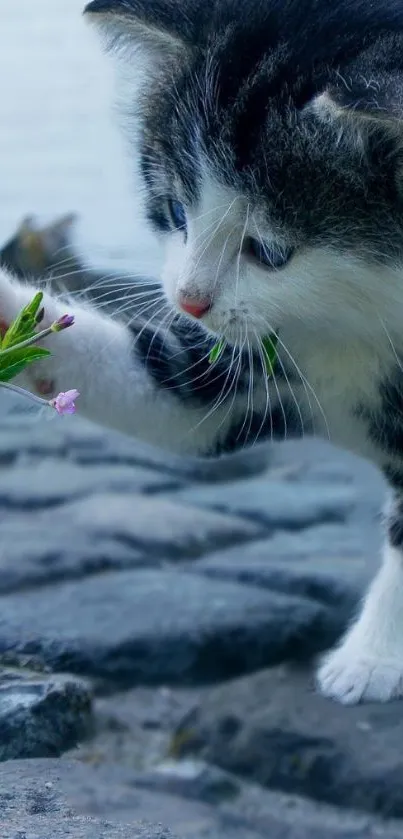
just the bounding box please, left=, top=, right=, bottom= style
left=317, top=532, right=403, bottom=704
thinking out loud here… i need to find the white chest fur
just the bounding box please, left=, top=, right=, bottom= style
left=280, top=328, right=394, bottom=467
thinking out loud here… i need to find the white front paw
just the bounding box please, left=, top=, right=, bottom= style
left=317, top=643, right=403, bottom=704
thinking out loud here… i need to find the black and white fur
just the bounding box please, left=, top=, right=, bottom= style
left=5, top=0, right=403, bottom=704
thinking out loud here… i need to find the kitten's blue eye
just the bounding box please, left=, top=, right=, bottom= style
left=244, top=237, right=294, bottom=270
left=168, top=199, right=187, bottom=234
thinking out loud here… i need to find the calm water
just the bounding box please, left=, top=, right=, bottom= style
left=0, top=0, right=162, bottom=276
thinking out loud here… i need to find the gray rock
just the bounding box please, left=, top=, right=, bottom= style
left=0, top=819, right=176, bottom=839
left=69, top=434, right=271, bottom=483
left=66, top=683, right=192, bottom=770
left=0, top=460, right=180, bottom=510
left=268, top=437, right=385, bottom=488
left=51, top=492, right=264, bottom=558
left=169, top=474, right=356, bottom=530
left=0, top=570, right=329, bottom=687
left=172, top=665, right=403, bottom=818
left=188, top=526, right=373, bottom=611
left=69, top=681, right=403, bottom=836
left=0, top=757, right=261, bottom=839
left=0, top=666, right=92, bottom=760
left=1, top=758, right=402, bottom=839
left=0, top=492, right=262, bottom=594
left=0, top=760, right=178, bottom=839
left=132, top=759, right=403, bottom=839
left=0, top=392, right=270, bottom=481
left=0, top=515, right=146, bottom=594
left=136, top=758, right=241, bottom=804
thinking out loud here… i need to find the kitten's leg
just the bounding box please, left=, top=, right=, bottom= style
left=317, top=498, right=403, bottom=704
left=0, top=268, right=287, bottom=456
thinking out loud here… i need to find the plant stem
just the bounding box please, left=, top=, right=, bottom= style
left=0, top=380, right=50, bottom=407
left=0, top=325, right=55, bottom=357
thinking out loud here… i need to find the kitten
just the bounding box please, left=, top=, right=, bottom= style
left=3, top=0, right=403, bottom=704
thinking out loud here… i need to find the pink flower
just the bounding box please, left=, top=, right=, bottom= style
left=49, top=389, right=80, bottom=415
left=52, top=314, right=75, bottom=332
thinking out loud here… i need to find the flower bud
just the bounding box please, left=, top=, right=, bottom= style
left=51, top=314, right=75, bottom=332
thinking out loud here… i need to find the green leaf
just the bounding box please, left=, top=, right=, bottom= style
left=0, top=346, right=51, bottom=382
left=262, top=334, right=278, bottom=376
left=208, top=334, right=277, bottom=376
left=209, top=339, right=226, bottom=364
left=2, top=292, right=44, bottom=349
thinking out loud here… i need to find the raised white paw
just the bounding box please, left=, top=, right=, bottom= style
left=317, top=644, right=403, bottom=705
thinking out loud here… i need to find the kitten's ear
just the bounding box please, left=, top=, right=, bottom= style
left=84, top=0, right=190, bottom=66
left=310, top=31, right=403, bottom=131
left=326, top=72, right=403, bottom=126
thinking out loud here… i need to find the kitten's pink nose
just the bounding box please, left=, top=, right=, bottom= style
left=178, top=295, right=211, bottom=319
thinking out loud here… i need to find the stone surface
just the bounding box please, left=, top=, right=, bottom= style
left=2, top=758, right=403, bottom=839
left=0, top=459, right=180, bottom=510
left=0, top=515, right=146, bottom=594
left=67, top=683, right=194, bottom=771
left=0, top=758, right=179, bottom=839
left=53, top=492, right=264, bottom=557
left=170, top=475, right=357, bottom=531
left=135, top=759, right=241, bottom=804
left=172, top=665, right=403, bottom=818
left=0, top=819, right=177, bottom=839
left=0, top=666, right=92, bottom=760
left=188, top=527, right=369, bottom=610
left=0, top=491, right=262, bottom=594
left=0, top=570, right=329, bottom=687
left=0, top=395, right=270, bottom=481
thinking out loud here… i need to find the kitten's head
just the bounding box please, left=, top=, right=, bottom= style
left=86, top=0, right=403, bottom=344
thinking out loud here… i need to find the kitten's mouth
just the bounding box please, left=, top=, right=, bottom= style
left=204, top=314, right=270, bottom=348
left=176, top=294, right=274, bottom=348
